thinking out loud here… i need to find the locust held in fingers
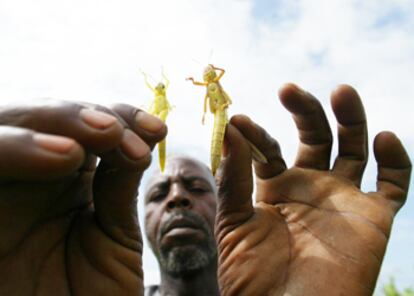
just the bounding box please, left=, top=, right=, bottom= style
left=187, top=64, right=267, bottom=176
left=187, top=64, right=230, bottom=175
left=141, top=69, right=172, bottom=171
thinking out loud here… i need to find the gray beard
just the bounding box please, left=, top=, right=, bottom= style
left=157, top=211, right=217, bottom=276
left=159, top=243, right=216, bottom=276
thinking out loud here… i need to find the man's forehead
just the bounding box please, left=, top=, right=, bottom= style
left=145, top=156, right=215, bottom=191
left=168, top=157, right=210, bottom=175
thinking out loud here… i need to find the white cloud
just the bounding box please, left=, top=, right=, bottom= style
left=1, top=0, right=413, bottom=289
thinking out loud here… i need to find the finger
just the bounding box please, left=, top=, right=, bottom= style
left=374, top=131, right=411, bottom=213
left=92, top=162, right=144, bottom=251
left=279, top=83, right=333, bottom=170
left=92, top=137, right=152, bottom=249
left=0, top=100, right=160, bottom=170
left=110, top=104, right=167, bottom=150
left=98, top=128, right=153, bottom=171
left=229, top=115, right=286, bottom=180
left=331, top=85, right=368, bottom=187
left=0, top=100, right=124, bottom=154
left=92, top=104, right=167, bottom=248
left=94, top=104, right=167, bottom=171
left=215, top=124, right=254, bottom=218
left=75, top=102, right=147, bottom=170
left=0, top=126, right=84, bottom=181
left=80, top=104, right=159, bottom=170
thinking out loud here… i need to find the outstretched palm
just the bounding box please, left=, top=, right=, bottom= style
left=215, top=84, right=411, bottom=296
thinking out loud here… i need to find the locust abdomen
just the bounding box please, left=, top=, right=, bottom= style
left=158, top=139, right=166, bottom=172
left=211, top=109, right=227, bottom=176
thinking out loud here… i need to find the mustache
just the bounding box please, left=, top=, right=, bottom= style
left=159, top=211, right=211, bottom=238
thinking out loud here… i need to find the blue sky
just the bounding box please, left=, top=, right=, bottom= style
left=252, top=0, right=301, bottom=25
left=1, top=0, right=413, bottom=293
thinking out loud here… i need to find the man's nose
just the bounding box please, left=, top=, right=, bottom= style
left=165, top=184, right=192, bottom=211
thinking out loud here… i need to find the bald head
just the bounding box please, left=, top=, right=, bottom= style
left=144, top=155, right=218, bottom=276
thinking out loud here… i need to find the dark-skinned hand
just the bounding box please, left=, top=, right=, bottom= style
left=0, top=100, right=166, bottom=296
left=215, top=84, right=411, bottom=296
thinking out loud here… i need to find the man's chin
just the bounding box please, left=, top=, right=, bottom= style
left=159, top=245, right=215, bottom=276
left=167, top=244, right=200, bottom=253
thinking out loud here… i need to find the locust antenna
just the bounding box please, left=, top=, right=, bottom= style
left=139, top=68, right=157, bottom=83
left=207, top=49, right=214, bottom=64
left=161, top=66, right=166, bottom=78
left=191, top=58, right=203, bottom=66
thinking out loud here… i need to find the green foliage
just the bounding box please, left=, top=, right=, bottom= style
left=383, top=278, right=414, bottom=296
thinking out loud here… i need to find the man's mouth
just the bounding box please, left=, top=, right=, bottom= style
left=161, top=216, right=204, bottom=238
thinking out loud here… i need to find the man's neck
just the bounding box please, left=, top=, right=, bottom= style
left=158, top=261, right=219, bottom=296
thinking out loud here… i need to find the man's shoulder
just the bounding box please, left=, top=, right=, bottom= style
left=144, top=285, right=160, bottom=296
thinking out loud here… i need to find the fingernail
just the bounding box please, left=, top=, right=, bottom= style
left=240, top=114, right=252, bottom=123
left=34, top=133, right=76, bottom=154
left=121, top=129, right=150, bottom=160
left=290, top=83, right=307, bottom=95
left=80, top=109, right=118, bottom=129
left=135, top=111, right=164, bottom=133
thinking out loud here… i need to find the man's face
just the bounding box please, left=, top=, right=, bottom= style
left=144, top=157, right=217, bottom=276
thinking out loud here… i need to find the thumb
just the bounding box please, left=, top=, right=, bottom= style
left=91, top=104, right=166, bottom=252
left=216, top=123, right=254, bottom=221
left=92, top=162, right=146, bottom=252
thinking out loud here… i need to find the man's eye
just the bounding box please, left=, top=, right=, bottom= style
left=189, top=187, right=207, bottom=194
left=150, top=192, right=167, bottom=202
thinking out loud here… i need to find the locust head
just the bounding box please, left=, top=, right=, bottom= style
left=203, top=65, right=216, bottom=82
left=155, top=82, right=166, bottom=95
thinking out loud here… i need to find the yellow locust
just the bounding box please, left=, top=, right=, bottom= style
left=187, top=64, right=267, bottom=176
left=141, top=70, right=172, bottom=172
left=187, top=64, right=231, bottom=176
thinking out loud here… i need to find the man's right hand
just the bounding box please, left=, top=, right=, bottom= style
left=215, top=84, right=411, bottom=295
left=0, top=99, right=166, bottom=295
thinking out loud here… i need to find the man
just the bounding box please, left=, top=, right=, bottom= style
left=144, top=156, right=219, bottom=296
left=0, top=84, right=411, bottom=295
